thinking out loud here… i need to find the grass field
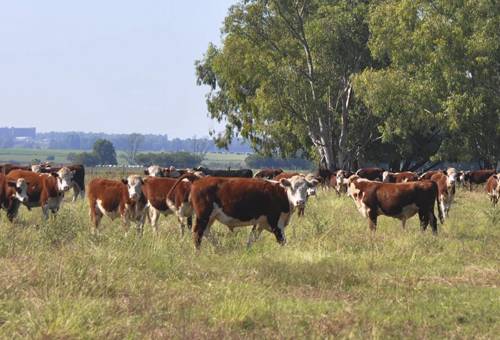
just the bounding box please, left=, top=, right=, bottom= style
left=0, top=181, right=499, bottom=338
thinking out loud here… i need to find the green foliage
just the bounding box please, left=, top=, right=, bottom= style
left=93, top=139, right=117, bottom=165
left=67, top=152, right=99, bottom=166
left=0, top=181, right=498, bottom=338
left=245, top=154, right=312, bottom=170
left=135, top=152, right=203, bottom=168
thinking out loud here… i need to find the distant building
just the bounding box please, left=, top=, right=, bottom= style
left=0, top=127, right=36, bottom=138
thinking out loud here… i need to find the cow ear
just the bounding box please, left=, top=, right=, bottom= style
left=279, top=178, right=291, bottom=187
left=121, top=179, right=128, bottom=185
left=7, top=181, right=16, bottom=188
left=51, top=172, right=59, bottom=178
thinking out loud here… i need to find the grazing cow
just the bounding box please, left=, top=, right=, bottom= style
left=0, top=173, right=29, bottom=221
left=382, top=171, right=419, bottom=183
left=189, top=175, right=318, bottom=249
left=194, top=166, right=253, bottom=178
left=87, top=175, right=147, bottom=234
left=347, top=176, right=440, bottom=233
left=254, top=168, right=284, bottom=179
left=430, top=172, right=455, bottom=222
left=485, top=174, right=499, bottom=206
left=418, top=170, right=447, bottom=181
left=6, top=168, right=74, bottom=219
left=355, top=167, right=385, bottom=181
left=463, top=169, right=496, bottom=191
left=33, top=164, right=85, bottom=201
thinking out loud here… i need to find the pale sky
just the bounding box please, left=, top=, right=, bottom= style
left=0, top=1, right=235, bottom=138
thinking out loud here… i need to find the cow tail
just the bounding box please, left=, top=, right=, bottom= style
left=166, top=173, right=201, bottom=201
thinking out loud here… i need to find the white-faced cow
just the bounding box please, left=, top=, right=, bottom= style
left=32, top=164, right=85, bottom=201
left=0, top=173, right=29, bottom=222
left=87, top=175, right=147, bottom=234
left=189, top=175, right=318, bottom=249
left=7, top=168, right=74, bottom=219
left=347, top=175, right=440, bottom=233
left=485, top=174, right=500, bottom=206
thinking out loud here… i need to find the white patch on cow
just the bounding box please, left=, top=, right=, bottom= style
left=126, top=175, right=143, bottom=201
left=280, top=175, right=318, bottom=209
left=211, top=203, right=267, bottom=228
left=11, top=178, right=29, bottom=203
left=56, top=167, right=74, bottom=192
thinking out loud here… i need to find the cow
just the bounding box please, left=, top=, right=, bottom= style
left=194, top=166, right=253, bottom=178
left=430, top=172, right=455, bottom=222
left=144, top=165, right=164, bottom=177
left=274, top=172, right=301, bottom=180
left=314, top=168, right=335, bottom=187
left=254, top=168, right=284, bottom=179
left=382, top=171, right=419, bottom=183
left=0, top=173, right=29, bottom=222
left=418, top=170, right=447, bottom=181
left=87, top=175, right=147, bottom=234
left=463, top=169, right=496, bottom=191
left=485, top=174, right=499, bottom=206
left=189, top=175, right=318, bottom=249
left=347, top=175, right=440, bottom=233
left=335, top=170, right=354, bottom=194
left=32, top=163, right=85, bottom=201
left=6, top=168, right=74, bottom=220
left=355, top=167, right=385, bottom=181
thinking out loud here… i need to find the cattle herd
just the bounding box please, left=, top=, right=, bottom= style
left=0, top=162, right=499, bottom=250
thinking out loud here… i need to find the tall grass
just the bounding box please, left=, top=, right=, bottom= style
left=0, top=187, right=498, bottom=338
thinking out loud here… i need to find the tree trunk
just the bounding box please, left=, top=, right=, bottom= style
left=337, top=83, right=352, bottom=169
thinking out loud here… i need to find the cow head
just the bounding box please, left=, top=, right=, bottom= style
left=446, top=168, right=458, bottom=185
left=146, top=165, right=163, bottom=177
left=280, top=175, right=319, bottom=208
left=53, top=167, right=74, bottom=192
left=382, top=171, right=391, bottom=182
left=8, top=178, right=29, bottom=203
left=123, top=175, right=144, bottom=201
left=31, top=164, right=42, bottom=173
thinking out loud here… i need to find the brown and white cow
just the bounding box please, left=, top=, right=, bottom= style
left=355, top=167, right=385, bottom=181
left=32, top=163, right=85, bottom=201
left=347, top=176, right=440, bottom=233
left=335, top=170, right=353, bottom=194
left=382, top=171, right=418, bottom=183
left=0, top=173, right=29, bottom=222
left=87, top=175, right=147, bottom=234
left=254, top=168, right=284, bottom=179
left=189, top=175, right=318, bottom=249
left=7, top=168, right=74, bottom=219
left=485, top=174, right=500, bottom=206
left=463, top=169, right=496, bottom=191
left=430, top=172, right=455, bottom=222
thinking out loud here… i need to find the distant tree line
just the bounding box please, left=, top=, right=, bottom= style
left=135, top=152, right=203, bottom=168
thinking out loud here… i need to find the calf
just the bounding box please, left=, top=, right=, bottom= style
left=0, top=173, right=29, bottom=221
left=355, top=167, right=385, bottom=181
left=485, top=174, right=499, bottom=206
left=87, top=175, right=147, bottom=234
left=430, top=172, right=455, bottom=222
left=254, top=168, right=283, bottom=179
left=347, top=176, right=440, bottom=233
left=189, top=175, right=317, bottom=249
left=7, top=168, right=74, bottom=219
left=382, top=171, right=418, bottom=183
left=463, top=169, right=496, bottom=191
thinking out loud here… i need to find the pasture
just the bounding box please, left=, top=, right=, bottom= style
left=0, top=178, right=499, bottom=338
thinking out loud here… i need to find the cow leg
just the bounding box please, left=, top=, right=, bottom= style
left=401, top=218, right=407, bottom=230
left=6, top=200, right=20, bottom=223
left=368, top=211, right=377, bottom=232
left=72, top=184, right=81, bottom=202
left=148, top=207, right=160, bottom=234
left=192, top=217, right=209, bottom=249
left=247, top=225, right=263, bottom=248
left=268, top=215, right=286, bottom=245
left=419, top=210, right=429, bottom=231
left=429, top=210, right=438, bottom=234
left=42, top=205, right=50, bottom=220
left=177, top=215, right=186, bottom=236
left=89, top=202, right=102, bottom=235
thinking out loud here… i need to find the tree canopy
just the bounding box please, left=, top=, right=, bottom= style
left=197, top=0, right=499, bottom=170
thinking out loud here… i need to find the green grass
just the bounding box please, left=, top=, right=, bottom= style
left=0, top=185, right=498, bottom=338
